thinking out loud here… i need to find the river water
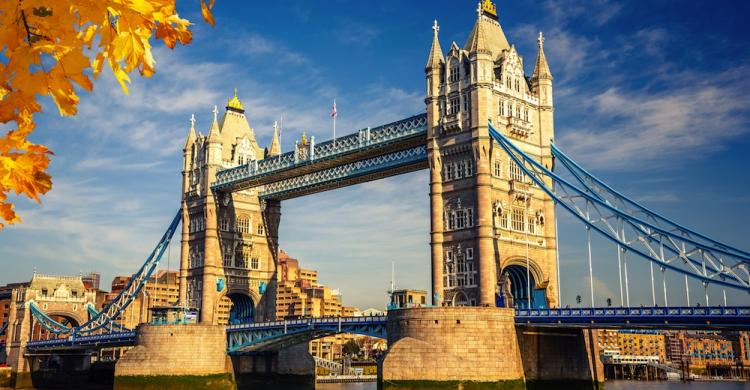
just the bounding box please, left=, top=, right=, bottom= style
left=315, top=381, right=750, bottom=390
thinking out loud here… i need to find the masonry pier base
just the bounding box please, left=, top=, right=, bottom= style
left=379, top=307, right=525, bottom=388
left=231, top=343, right=316, bottom=388
left=113, top=324, right=234, bottom=390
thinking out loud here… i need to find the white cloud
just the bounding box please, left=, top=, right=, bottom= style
left=558, top=66, right=750, bottom=170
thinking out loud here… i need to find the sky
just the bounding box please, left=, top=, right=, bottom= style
left=1, top=0, right=750, bottom=310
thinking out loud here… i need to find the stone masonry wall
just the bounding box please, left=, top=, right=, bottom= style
left=380, top=307, right=523, bottom=382
left=115, top=324, right=229, bottom=377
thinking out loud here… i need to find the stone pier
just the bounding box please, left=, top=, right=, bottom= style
left=231, top=342, right=315, bottom=387
left=114, top=324, right=234, bottom=389
left=379, top=307, right=525, bottom=386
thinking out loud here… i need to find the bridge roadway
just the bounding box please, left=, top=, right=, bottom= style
left=20, top=306, right=750, bottom=353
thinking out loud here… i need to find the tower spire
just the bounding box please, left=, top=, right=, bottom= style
left=532, top=31, right=553, bottom=81
left=208, top=105, right=220, bottom=143
left=268, top=120, right=281, bottom=157
left=426, top=20, right=445, bottom=69
left=185, top=114, right=197, bottom=149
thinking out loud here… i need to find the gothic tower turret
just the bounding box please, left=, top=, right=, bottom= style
left=180, top=91, right=279, bottom=325
left=426, top=1, right=559, bottom=309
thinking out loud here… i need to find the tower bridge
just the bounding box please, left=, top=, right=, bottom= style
left=2, top=1, right=749, bottom=388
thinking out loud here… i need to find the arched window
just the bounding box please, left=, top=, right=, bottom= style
left=236, top=216, right=250, bottom=234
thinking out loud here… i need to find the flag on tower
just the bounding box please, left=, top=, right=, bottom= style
left=330, top=99, right=337, bottom=118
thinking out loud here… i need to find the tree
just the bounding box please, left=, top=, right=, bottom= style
left=0, top=0, right=216, bottom=228
left=342, top=339, right=360, bottom=357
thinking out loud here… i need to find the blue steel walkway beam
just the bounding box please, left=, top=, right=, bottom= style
left=259, top=146, right=427, bottom=201
left=488, top=122, right=750, bottom=292
left=24, top=331, right=137, bottom=352
left=226, top=316, right=387, bottom=354
left=516, top=306, right=750, bottom=330
left=212, top=114, right=427, bottom=193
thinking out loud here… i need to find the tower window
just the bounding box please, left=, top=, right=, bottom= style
left=257, top=224, right=265, bottom=235
left=219, top=218, right=230, bottom=232
left=449, top=97, right=460, bottom=115
left=511, top=208, right=525, bottom=232
left=236, top=217, right=250, bottom=234
left=464, top=160, right=473, bottom=176
left=510, top=161, right=524, bottom=182
left=251, top=257, right=260, bottom=270
left=499, top=101, right=505, bottom=116
left=494, top=160, right=503, bottom=177
left=450, top=65, right=459, bottom=83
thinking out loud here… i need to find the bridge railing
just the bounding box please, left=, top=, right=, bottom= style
left=226, top=315, right=388, bottom=331
left=516, top=306, right=750, bottom=318
left=25, top=331, right=137, bottom=349
left=213, top=114, right=427, bottom=189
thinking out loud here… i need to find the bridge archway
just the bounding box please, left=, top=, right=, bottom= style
left=500, top=261, right=548, bottom=310
left=30, top=312, right=81, bottom=341
left=218, top=290, right=258, bottom=325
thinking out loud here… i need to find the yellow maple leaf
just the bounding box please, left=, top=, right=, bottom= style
left=0, top=0, right=216, bottom=228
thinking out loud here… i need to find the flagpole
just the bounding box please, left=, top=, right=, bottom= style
left=333, top=98, right=337, bottom=146
left=279, top=115, right=283, bottom=163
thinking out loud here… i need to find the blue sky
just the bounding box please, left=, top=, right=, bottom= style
left=1, top=0, right=750, bottom=310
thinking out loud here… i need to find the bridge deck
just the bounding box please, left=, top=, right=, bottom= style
left=20, top=307, right=750, bottom=352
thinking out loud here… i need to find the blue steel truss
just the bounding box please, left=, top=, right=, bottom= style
left=28, top=210, right=181, bottom=335
left=212, top=114, right=427, bottom=193
left=516, top=306, right=750, bottom=330
left=24, top=331, right=136, bottom=352
left=86, top=305, right=131, bottom=332
left=259, top=146, right=427, bottom=200
left=226, top=316, right=387, bottom=354
left=488, top=122, right=750, bottom=293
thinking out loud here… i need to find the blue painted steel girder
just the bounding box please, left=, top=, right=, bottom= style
left=259, top=146, right=427, bottom=201
left=516, top=306, right=750, bottom=330
left=24, top=331, right=137, bottom=352
left=226, top=316, right=387, bottom=354
left=212, top=114, right=427, bottom=194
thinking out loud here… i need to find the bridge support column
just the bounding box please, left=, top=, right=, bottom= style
left=231, top=343, right=315, bottom=387
left=516, top=327, right=604, bottom=389
left=379, top=307, right=524, bottom=387
left=114, top=324, right=233, bottom=389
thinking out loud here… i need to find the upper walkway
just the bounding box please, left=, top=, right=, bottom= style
left=211, top=114, right=427, bottom=198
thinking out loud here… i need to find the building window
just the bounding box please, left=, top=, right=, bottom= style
left=450, top=65, right=459, bottom=83
left=528, top=215, right=536, bottom=234
left=466, top=247, right=474, bottom=260
left=499, top=100, right=505, bottom=116
left=448, top=211, right=457, bottom=230
left=219, top=218, right=230, bottom=232
left=223, top=247, right=233, bottom=267
left=515, top=79, right=520, bottom=92
left=516, top=106, right=521, bottom=118
left=463, top=92, right=471, bottom=111
left=510, top=161, right=524, bottom=182
left=500, top=211, right=508, bottom=229
left=511, top=208, right=525, bottom=232
left=236, top=217, right=250, bottom=234
left=464, top=160, right=473, bottom=177
left=524, top=109, right=529, bottom=122
left=494, top=160, right=503, bottom=177
left=257, top=224, right=264, bottom=235
left=446, top=250, right=454, bottom=263
left=464, top=208, right=474, bottom=228
left=445, top=163, right=454, bottom=181
left=449, top=97, right=459, bottom=115
left=251, top=257, right=260, bottom=270
left=506, top=76, right=511, bottom=88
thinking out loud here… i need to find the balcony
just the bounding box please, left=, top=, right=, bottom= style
left=506, top=117, right=533, bottom=139
left=442, top=112, right=465, bottom=133
left=509, top=180, right=531, bottom=201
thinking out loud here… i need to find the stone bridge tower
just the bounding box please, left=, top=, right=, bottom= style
left=180, top=92, right=281, bottom=324
left=426, top=0, right=559, bottom=308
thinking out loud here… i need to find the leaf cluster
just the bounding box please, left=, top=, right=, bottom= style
left=0, top=0, right=215, bottom=228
